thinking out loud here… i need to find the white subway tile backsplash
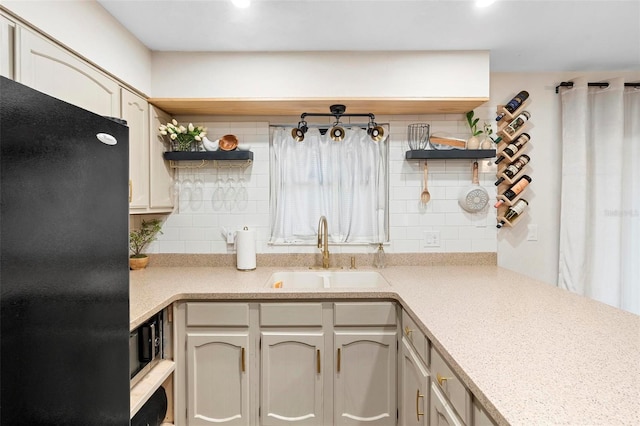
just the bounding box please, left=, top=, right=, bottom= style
left=154, top=115, right=497, bottom=255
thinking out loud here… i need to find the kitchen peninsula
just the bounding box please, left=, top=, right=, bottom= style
left=130, top=262, right=640, bottom=426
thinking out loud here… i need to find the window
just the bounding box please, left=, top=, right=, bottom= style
left=269, top=126, right=389, bottom=245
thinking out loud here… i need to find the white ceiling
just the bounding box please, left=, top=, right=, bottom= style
left=97, top=0, right=640, bottom=72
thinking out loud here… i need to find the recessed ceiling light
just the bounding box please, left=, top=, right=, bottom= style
left=231, top=0, right=251, bottom=8
left=476, top=0, right=497, bottom=7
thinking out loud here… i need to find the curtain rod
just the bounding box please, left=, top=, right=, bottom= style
left=555, top=81, right=640, bottom=93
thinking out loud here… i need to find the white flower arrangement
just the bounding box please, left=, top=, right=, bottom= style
left=159, top=119, right=207, bottom=151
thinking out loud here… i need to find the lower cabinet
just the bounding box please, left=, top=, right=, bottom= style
left=399, top=337, right=429, bottom=426
left=176, top=301, right=399, bottom=426
left=260, top=331, right=325, bottom=425
left=430, top=384, right=464, bottom=426
left=186, top=332, right=250, bottom=425
left=175, top=301, right=497, bottom=426
left=333, top=302, right=398, bottom=425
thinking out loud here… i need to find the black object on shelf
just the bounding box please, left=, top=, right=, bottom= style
left=163, top=150, right=254, bottom=161
left=405, top=149, right=496, bottom=160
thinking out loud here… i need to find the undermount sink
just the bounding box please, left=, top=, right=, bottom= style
left=267, top=270, right=390, bottom=289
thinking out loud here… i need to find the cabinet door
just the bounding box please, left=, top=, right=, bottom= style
left=186, top=332, right=250, bottom=425
left=15, top=27, right=120, bottom=116
left=148, top=105, right=174, bottom=210
left=334, top=331, right=397, bottom=425
left=400, top=338, right=428, bottom=426
left=121, top=88, right=150, bottom=211
left=260, top=332, right=324, bottom=425
left=430, top=384, right=464, bottom=426
left=0, top=14, right=15, bottom=79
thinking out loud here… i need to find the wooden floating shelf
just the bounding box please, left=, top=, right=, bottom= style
left=405, top=149, right=496, bottom=160
left=148, top=97, right=489, bottom=116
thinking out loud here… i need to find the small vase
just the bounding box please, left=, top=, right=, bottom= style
left=480, top=137, right=493, bottom=149
left=466, top=136, right=480, bottom=149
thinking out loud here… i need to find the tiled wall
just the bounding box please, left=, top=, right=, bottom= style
left=150, top=110, right=498, bottom=255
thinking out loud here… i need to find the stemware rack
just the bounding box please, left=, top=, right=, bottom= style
left=163, top=150, right=253, bottom=169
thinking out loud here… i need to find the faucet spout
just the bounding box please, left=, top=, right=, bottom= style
left=317, top=216, right=330, bottom=269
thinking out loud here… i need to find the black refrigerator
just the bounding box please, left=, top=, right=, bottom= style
left=0, top=77, right=130, bottom=424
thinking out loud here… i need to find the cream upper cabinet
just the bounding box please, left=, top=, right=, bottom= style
left=15, top=26, right=120, bottom=117
left=0, top=13, right=15, bottom=79
left=400, top=337, right=429, bottom=426
left=121, top=88, right=149, bottom=211
left=148, top=105, right=174, bottom=211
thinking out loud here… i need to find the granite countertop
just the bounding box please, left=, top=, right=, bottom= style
left=130, top=264, right=640, bottom=426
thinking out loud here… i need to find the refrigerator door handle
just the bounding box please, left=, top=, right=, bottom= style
left=96, top=133, right=118, bottom=145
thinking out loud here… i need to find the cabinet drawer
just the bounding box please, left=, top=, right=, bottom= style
left=430, top=383, right=465, bottom=426
left=260, top=303, right=323, bottom=326
left=334, top=302, right=396, bottom=326
left=186, top=302, right=249, bottom=326
left=402, top=310, right=429, bottom=364
left=431, top=347, right=472, bottom=424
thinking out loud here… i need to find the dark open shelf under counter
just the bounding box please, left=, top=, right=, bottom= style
left=405, top=149, right=496, bottom=160
left=163, top=150, right=254, bottom=161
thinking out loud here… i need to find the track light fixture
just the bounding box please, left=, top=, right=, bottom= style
left=293, top=105, right=384, bottom=142
left=291, top=121, right=308, bottom=142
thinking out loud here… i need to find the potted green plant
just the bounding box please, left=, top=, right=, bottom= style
left=129, top=219, right=163, bottom=270
left=465, top=110, right=483, bottom=149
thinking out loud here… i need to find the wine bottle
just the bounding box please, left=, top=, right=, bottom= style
left=494, top=175, right=531, bottom=208
left=494, top=133, right=530, bottom=164
left=502, top=111, right=531, bottom=136
left=496, top=91, right=529, bottom=121
left=497, top=199, right=529, bottom=228
left=495, top=155, right=530, bottom=185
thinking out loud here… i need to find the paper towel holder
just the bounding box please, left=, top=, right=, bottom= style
left=236, top=226, right=257, bottom=271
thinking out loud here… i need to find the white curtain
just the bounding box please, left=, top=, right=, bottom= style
left=270, top=126, right=388, bottom=244
left=558, top=78, right=640, bottom=314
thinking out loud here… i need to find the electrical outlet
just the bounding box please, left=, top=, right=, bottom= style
left=423, top=231, right=441, bottom=247
left=527, top=224, right=538, bottom=241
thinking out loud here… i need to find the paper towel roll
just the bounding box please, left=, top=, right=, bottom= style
left=236, top=226, right=256, bottom=271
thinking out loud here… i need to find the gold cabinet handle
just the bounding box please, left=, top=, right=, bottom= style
left=337, top=348, right=341, bottom=373
left=128, top=180, right=132, bottom=203
left=241, top=347, right=245, bottom=372
left=317, top=349, right=321, bottom=374
left=404, top=326, right=413, bottom=337
left=416, top=389, right=424, bottom=421
left=437, top=373, right=451, bottom=387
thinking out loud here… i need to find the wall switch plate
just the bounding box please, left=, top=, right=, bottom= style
left=423, top=231, right=441, bottom=247
left=527, top=224, right=538, bottom=241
